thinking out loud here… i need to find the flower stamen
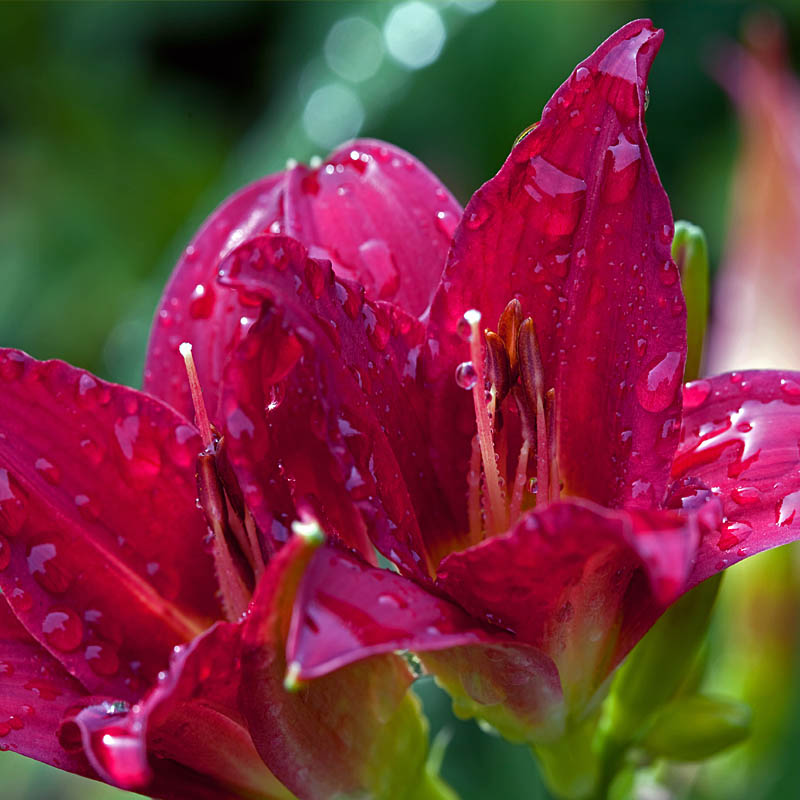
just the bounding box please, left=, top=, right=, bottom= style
left=463, top=309, right=507, bottom=536
left=179, top=342, right=214, bottom=452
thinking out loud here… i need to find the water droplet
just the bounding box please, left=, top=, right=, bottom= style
left=659, top=260, right=678, bottom=287
left=80, top=436, right=106, bottom=467
left=10, top=587, right=32, bottom=612
left=362, top=303, right=391, bottom=351
left=166, top=424, right=196, bottom=468
left=718, top=521, right=751, bottom=551
left=526, top=156, right=587, bottom=237
left=358, top=240, right=399, bottom=301
left=0, top=468, right=27, bottom=535
left=226, top=408, right=255, bottom=440
left=74, top=494, right=100, bottom=521
left=114, top=416, right=162, bottom=487
left=0, top=534, right=10, bottom=570
left=731, top=486, right=760, bottom=506
left=683, top=379, right=711, bottom=410
left=34, top=458, right=60, bottom=486
left=635, top=351, right=682, bottom=412
left=573, top=66, right=591, bottom=91
left=85, top=642, right=121, bottom=676
left=435, top=210, right=458, bottom=238
left=42, top=608, right=83, bottom=652
left=455, top=361, right=478, bottom=390
left=465, top=203, right=491, bottom=230
left=0, top=351, right=26, bottom=382
left=777, top=489, right=800, bottom=526
left=602, top=132, right=641, bottom=204
left=780, top=378, right=800, bottom=398
left=334, top=280, right=364, bottom=320
left=189, top=283, right=215, bottom=320
left=304, top=258, right=326, bottom=299
left=27, top=541, right=72, bottom=593
left=0, top=661, right=13, bottom=677
left=377, top=593, right=408, bottom=609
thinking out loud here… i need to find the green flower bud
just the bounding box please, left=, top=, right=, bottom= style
left=672, top=220, right=710, bottom=382
left=641, top=694, right=751, bottom=762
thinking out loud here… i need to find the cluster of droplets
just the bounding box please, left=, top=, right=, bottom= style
left=0, top=351, right=210, bottom=688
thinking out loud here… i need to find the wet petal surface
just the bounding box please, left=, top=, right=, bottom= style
left=673, top=371, right=800, bottom=585
left=0, top=598, right=89, bottom=774
left=426, top=19, right=684, bottom=522
left=145, top=140, right=459, bottom=422
left=0, top=350, right=220, bottom=699
left=218, top=235, right=461, bottom=574
left=436, top=499, right=698, bottom=709
left=242, top=534, right=435, bottom=800
left=60, top=622, right=293, bottom=800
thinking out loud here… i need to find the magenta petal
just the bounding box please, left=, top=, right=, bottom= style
left=218, top=234, right=462, bottom=574
left=426, top=19, right=684, bottom=519
left=241, top=533, right=428, bottom=799
left=60, top=622, right=291, bottom=800
left=673, top=371, right=800, bottom=586
left=144, top=172, right=286, bottom=420
left=0, top=598, right=90, bottom=774
left=285, top=139, right=462, bottom=315
left=285, top=544, right=565, bottom=743
left=436, top=500, right=698, bottom=706
left=0, top=350, right=220, bottom=699
left=287, top=543, right=508, bottom=679
left=145, top=140, right=460, bottom=422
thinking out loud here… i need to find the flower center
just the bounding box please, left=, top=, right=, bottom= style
left=180, top=343, right=265, bottom=621
left=456, top=300, right=560, bottom=539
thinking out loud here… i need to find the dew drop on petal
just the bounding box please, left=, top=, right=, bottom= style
left=455, top=361, right=478, bottom=390
left=42, top=608, right=83, bottom=652
left=683, top=379, right=711, bottom=410
left=635, top=351, right=682, bottom=412
left=0, top=468, right=27, bottom=536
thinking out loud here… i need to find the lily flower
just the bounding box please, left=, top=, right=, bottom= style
left=133, top=18, right=800, bottom=796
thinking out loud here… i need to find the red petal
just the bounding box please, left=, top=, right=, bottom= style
left=0, top=598, right=90, bottom=774
left=60, top=622, right=292, bottom=800
left=426, top=20, right=684, bottom=520
left=218, top=235, right=461, bottom=574
left=241, top=533, right=429, bottom=799
left=436, top=500, right=698, bottom=707
left=285, top=544, right=565, bottom=743
left=673, top=371, right=800, bottom=585
left=287, top=543, right=506, bottom=678
left=145, top=140, right=460, bottom=421
left=284, top=139, right=461, bottom=315
left=0, top=350, right=220, bottom=699
left=144, top=172, right=286, bottom=421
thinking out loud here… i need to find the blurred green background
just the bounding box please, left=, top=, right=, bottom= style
left=2, top=2, right=800, bottom=798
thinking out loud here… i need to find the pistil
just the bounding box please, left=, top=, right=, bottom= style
left=180, top=342, right=255, bottom=621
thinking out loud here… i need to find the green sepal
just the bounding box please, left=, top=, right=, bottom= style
left=640, top=694, right=751, bottom=762
left=672, top=220, right=710, bottom=382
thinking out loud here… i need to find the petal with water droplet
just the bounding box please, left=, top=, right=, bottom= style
left=218, top=235, right=461, bottom=574
left=672, top=370, right=800, bottom=586
left=0, top=350, right=220, bottom=698
left=242, top=534, right=446, bottom=799
left=425, top=20, right=684, bottom=516
left=59, top=621, right=292, bottom=799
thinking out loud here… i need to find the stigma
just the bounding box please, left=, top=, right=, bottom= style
left=455, top=301, right=560, bottom=540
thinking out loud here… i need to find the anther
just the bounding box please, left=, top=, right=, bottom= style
left=498, top=299, right=523, bottom=384
left=485, top=331, right=511, bottom=404
left=517, top=318, right=550, bottom=505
